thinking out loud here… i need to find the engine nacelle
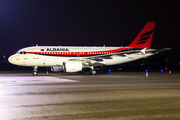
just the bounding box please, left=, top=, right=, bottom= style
left=51, top=66, right=63, bottom=72
left=63, top=61, right=82, bottom=72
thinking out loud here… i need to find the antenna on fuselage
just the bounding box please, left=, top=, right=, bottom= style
left=36, top=44, right=38, bottom=47
left=103, top=45, right=105, bottom=47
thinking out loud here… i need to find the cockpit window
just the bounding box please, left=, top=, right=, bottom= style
left=22, top=51, right=26, bottom=54
left=17, top=51, right=26, bottom=54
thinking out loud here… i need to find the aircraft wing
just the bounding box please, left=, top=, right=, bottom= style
left=84, top=48, right=171, bottom=59
left=69, top=48, right=171, bottom=66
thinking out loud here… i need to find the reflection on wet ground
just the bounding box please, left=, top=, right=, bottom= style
left=0, top=72, right=180, bottom=120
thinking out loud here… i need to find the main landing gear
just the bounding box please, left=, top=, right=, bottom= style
left=89, top=66, right=96, bottom=75
left=79, top=69, right=85, bottom=74
left=33, top=66, right=38, bottom=75
left=89, top=69, right=96, bottom=75
left=79, top=66, right=96, bottom=75
left=79, top=69, right=96, bottom=75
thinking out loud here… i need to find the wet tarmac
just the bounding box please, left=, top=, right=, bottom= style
left=0, top=72, right=180, bottom=120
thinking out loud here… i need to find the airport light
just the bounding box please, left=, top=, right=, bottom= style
left=108, top=69, right=111, bottom=73
left=161, top=69, right=163, bottom=73
left=145, top=70, right=148, bottom=77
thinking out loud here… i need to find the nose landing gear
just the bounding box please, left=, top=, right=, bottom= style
left=33, top=66, right=38, bottom=75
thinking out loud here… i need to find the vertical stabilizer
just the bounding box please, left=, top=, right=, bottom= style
left=128, top=22, right=156, bottom=49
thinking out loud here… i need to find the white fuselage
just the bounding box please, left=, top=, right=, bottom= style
left=8, top=46, right=153, bottom=67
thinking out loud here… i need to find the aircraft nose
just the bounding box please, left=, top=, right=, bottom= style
left=8, top=55, right=16, bottom=64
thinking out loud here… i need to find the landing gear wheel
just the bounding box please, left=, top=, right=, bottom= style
left=89, top=70, right=96, bottom=75
left=79, top=70, right=85, bottom=74
left=33, top=71, right=37, bottom=75
left=91, top=70, right=96, bottom=75
left=33, top=66, right=38, bottom=76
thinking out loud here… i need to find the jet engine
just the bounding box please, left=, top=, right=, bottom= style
left=63, top=61, right=82, bottom=72
left=51, top=66, right=63, bottom=72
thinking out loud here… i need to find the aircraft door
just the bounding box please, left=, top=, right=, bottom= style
left=33, top=48, right=39, bottom=59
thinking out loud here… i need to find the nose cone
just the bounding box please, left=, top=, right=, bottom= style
left=8, top=55, right=14, bottom=64
left=8, top=55, right=17, bottom=65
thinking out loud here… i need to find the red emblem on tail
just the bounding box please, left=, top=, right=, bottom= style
left=128, top=22, right=156, bottom=49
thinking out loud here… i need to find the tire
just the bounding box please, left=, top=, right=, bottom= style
left=91, top=70, right=96, bottom=75
left=89, top=70, right=96, bottom=75
left=33, top=71, right=37, bottom=75
left=79, top=70, right=85, bottom=74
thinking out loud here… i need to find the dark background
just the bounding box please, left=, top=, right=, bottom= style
left=0, top=0, right=180, bottom=71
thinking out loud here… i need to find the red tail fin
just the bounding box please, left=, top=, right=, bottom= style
left=128, top=22, right=156, bottom=49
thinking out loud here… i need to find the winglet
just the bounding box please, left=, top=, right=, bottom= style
left=128, top=22, right=156, bottom=49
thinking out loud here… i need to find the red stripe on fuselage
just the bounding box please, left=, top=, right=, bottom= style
left=26, top=47, right=130, bottom=56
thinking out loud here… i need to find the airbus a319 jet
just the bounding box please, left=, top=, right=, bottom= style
left=8, top=22, right=170, bottom=75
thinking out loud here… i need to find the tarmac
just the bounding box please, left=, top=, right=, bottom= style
left=0, top=72, right=180, bottom=120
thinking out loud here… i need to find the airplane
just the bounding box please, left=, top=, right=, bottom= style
left=8, top=22, right=170, bottom=75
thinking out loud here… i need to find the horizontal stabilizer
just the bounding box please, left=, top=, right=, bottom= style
left=140, top=48, right=147, bottom=54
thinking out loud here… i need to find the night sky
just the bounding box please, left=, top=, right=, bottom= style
left=0, top=0, right=180, bottom=59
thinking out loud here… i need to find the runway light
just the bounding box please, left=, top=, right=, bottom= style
left=161, top=70, right=163, bottom=73
left=146, top=71, right=148, bottom=77
left=108, top=69, right=111, bottom=72
left=145, top=69, right=148, bottom=72
left=165, top=67, right=167, bottom=70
